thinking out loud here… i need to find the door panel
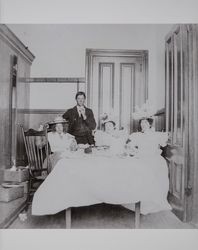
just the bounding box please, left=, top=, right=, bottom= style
left=120, top=63, right=135, bottom=132
left=98, top=62, right=114, bottom=129
left=86, top=50, right=148, bottom=133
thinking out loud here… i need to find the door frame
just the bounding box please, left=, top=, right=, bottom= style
left=85, top=49, right=149, bottom=107
left=165, top=24, right=198, bottom=223
left=187, top=24, right=198, bottom=226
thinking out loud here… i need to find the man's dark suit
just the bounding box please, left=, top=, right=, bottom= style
left=63, top=106, right=96, bottom=145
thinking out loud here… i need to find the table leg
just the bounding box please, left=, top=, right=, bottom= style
left=65, top=208, right=71, bottom=229
left=135, top=201, right=141, bottom=229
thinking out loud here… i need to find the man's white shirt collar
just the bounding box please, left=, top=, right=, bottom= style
left=77, top=105, right=85, bottom=117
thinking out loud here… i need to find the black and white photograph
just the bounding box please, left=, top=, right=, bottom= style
left=0, top=0, right=198, bottom=249
left=0, top=22, right=198, bottom=231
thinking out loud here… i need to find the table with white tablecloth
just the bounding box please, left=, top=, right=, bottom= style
left=32, top=151, right=171, bottom=228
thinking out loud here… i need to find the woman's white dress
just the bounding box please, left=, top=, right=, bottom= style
left=48, top=132, right=76, bottom=152
left=47, top=132, right=77, bottom=171
left=94, top=129, right=128, bottom=155
left=123, top=131, right=171, bottom=213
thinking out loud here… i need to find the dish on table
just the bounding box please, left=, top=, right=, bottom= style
left=1, top=182, right=23, bottom=188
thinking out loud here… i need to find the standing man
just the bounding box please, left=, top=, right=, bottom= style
left=63, top=91, right=96, bottom=145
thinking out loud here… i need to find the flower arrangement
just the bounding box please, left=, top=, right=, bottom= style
left=132, top=100, right=157, bottom=120
left=100, top=111, right=118, bottom=126
left=100, top=112, right=109, bottom=123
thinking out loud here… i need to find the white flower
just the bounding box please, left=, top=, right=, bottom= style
left=100, top=111, right=118, bottom=126
left=132, top=100, right=157, bottom=120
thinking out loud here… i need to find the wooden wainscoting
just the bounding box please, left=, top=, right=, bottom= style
left=19, top=109, right=66, bottom=129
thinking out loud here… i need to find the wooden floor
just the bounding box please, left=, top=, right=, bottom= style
left=0, top=195, right=27, bottom=228
left=9, top=203, right=196, bottom=229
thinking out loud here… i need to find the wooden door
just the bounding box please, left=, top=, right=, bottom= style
left=165, top=25, right=194, bottom=222
left=86, top=49, right=148, bottom=133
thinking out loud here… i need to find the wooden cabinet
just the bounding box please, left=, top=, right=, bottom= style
left=0, top=25, right=35, bottom=183
left=165, top=24, right=198, bottom=223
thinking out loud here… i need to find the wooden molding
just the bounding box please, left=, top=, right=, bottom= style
left=86, top=48, right=148, bottom=58
left=0, top=24, right=35, bottom=63
left=25, top=77, right=86, bottom=83
left=17, top=109, right=66, bottom=114
left=18, top=107, right=165, bottom=116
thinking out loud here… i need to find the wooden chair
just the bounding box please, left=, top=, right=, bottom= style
left=20, top=125, right=50, bottom=202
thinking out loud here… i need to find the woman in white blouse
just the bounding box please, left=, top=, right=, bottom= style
left=48, top=119, right=77, bottom=153
left=37, top=116, right=77, bottom=172
left=126, top=117, right=168, bottom=157
left=123, top=117, right=171, bottom=214
left=94, top=114, right=128, bottom=156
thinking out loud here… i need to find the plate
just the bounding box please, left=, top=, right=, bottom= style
left=1, top=183, right=22, bottom=188
left=95, top=146, right=110, bottom=150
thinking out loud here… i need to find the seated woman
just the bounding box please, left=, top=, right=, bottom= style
left=94, top=113, right=128, bottom=156
left=36, top=115, right=77, bottom=172
left=48, top=116, right=77, bottom=152
left=126, top=117, right=168, bottom=157
left=123, top=116, right=171, bottom=213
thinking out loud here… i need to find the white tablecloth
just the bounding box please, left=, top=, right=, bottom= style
left=32, top=153, right=171, bottom=215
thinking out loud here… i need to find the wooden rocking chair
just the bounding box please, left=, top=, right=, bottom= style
left=20, top=125, right=50, bottom=202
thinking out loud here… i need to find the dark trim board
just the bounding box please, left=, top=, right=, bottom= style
left=18, top=108, right=165, bottom=116
left=18, top=109, right=66, bottom=114
left=25, top=77, right=86, bottom=83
